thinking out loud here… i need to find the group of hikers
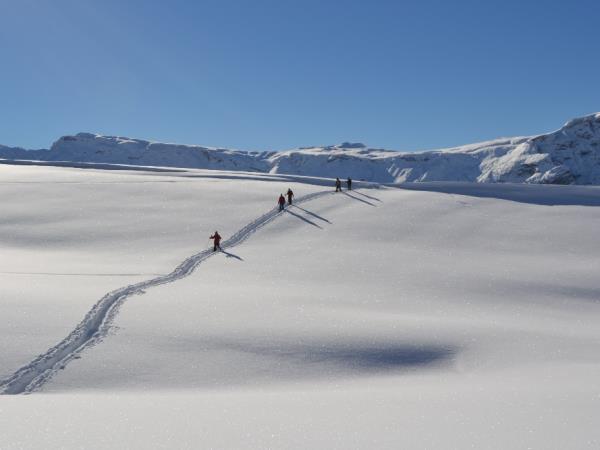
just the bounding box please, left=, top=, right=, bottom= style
left=336, top=177, right=352, bottom=192
left=209, top=176, right=353, bottom=252
left=278, top=188, right=295, bottom=211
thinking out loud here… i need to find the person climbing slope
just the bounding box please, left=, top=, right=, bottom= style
left=210, top=231, right=222, bottom=252
left=347, top=177, right=352, bottom=190
left=286, top=188, right=294, bottom=205
left=335, top=177, right=342, bottom=192
left=278, top=194, right=286, bottom=211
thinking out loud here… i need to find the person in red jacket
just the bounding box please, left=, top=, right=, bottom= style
left=210, top=231, right=222, bottom=252
left=278, top=194, right=286, bottom=211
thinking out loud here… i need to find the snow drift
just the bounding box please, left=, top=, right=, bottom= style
left=2, top=113, right=600, bottom=184
left=1, top=164, right=600, bottom=448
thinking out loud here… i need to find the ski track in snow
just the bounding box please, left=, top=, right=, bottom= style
left=0, top=190, right=334, bottom=395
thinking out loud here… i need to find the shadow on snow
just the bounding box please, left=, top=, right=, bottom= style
left=153, top=337, right=459, bottom=388
left=221, top=249, right=244, bottom=261
left=285, top=208, right=323, bottom=228
left=342, top=191, right=377, bottom=207
left=291, top=205, right=332, bottom=224
left=352, top=189, right=382, bottom=202
left=393, top=182, right=600, bottom=207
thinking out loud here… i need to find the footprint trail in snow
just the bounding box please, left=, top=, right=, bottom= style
left=0, top=190, right=333, bottom=395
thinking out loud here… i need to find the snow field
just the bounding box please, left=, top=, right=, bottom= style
left=1, top=163, right=600, bottom=448
left=0, top=164, right=323, bottom=386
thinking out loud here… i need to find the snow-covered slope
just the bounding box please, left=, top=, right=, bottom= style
left=43, top=133, right=271, bottom=172
left=1, top=112, right=600, bottom=184
left=1, top=164, right=600, bottom=449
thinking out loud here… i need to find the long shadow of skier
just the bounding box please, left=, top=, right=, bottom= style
left=353, top=190, right=382, bottom=202
left=292, top=205, right=332, bottom=224
left=342, top=191, right=376, bottom=207
left=221, top=249, right=244, bottom=261
left=285, top=209, right=322, bottom=229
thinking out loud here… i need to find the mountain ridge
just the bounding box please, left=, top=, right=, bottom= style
left=1, top=112, right=599, bottom=184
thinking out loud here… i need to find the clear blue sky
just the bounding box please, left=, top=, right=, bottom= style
left=1, top=0, right=599, bottom=151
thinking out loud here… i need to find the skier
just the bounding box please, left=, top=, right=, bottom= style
left=286, top=188, right=294, bottom=205
left=347, top=177, right=352, bottom=190
left=210, top=231, right=222, bottom=252
left=335, top=177, right=342, bottom=192
left=278, top=194, right=286, bottom=211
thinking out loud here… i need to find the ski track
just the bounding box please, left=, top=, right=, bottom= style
left=0, top=190, right=333, bottom=395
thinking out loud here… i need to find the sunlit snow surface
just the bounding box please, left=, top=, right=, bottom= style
left=1, top=163, right=599, bottom=449
left=2, top=112, right=600, bottom=185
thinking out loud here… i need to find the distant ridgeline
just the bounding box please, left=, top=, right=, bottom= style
left=1, top=113, right=600, bottom=185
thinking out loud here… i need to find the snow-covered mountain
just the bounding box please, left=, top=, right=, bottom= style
left=2, top=112, right=600, bottom=184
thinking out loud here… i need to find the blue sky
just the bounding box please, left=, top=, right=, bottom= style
left=1, top=0, right=599, bottom=151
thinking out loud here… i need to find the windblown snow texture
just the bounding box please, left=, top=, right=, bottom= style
left=0, top=190, right=331, bottom=395
left=1, top=113, right=600, bottom=184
